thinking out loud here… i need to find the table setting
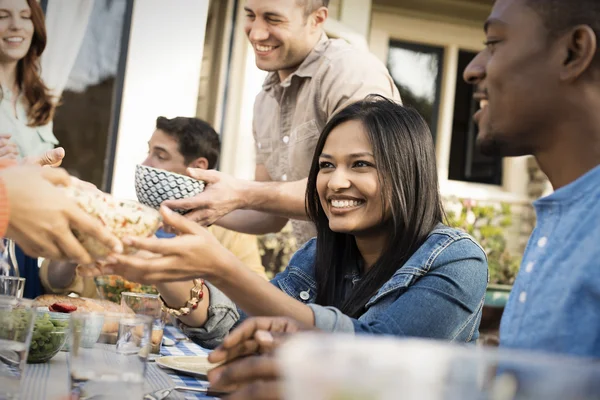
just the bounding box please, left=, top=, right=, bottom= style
left=0, top=186, right=225, bottom=400
left=4, top=166, right=600, bottom=400
left=1, top=294, right=223, bottom=400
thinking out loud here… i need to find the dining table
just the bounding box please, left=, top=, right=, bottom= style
left=21, top=325, right=219, bottom=400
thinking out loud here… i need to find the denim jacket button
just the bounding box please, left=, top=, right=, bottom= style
left=299, top=291, right=310, bottom=301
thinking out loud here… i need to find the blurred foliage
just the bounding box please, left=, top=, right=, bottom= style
left=445, top=198, right=521, bottom=285
left=257, top=222, right=298, bottom=279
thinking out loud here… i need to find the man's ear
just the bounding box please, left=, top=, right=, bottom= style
left=560, top=25, right=597, bottom=82
left=311, top=7, right=328, bottom=30
left=189, top=157, right=209, bottom=170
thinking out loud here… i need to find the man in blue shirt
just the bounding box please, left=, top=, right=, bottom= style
left=464, top=0, right=600, bottom=357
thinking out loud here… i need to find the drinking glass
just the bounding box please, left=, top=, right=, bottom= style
left=121, top=292, right=165, bottom=358
left=68, top=312, right=152, bottom=399
left=0, top=240, right=19, bottom=278
left=0, top=296, right=35, bottom=400
left=0, top=278, right=25, bottom=298
left=279, top=334, right=600, bottom=400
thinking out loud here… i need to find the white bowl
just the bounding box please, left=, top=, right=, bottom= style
left=69, top=314, right=104, bottom=349
left=62, top=186, right=162, bottom=257
left=135, top=164, right=205, bottom=214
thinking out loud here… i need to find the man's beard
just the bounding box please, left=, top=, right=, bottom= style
left=476, top=129, right=530, bottom=158
left=476, top=133, right=505, bottom=157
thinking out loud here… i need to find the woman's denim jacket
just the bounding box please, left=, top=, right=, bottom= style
left=179, top=225, right=489, bottom=349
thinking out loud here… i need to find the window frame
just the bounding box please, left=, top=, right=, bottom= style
left=387, top=39, right=445, bottom=141
left=369, top=9, right=530, bottom=204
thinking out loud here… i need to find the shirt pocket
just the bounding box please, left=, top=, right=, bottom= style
left=365, top=268, right=422, bottom=309
left=276, top=266, right=317, bottom=304
left=288, top=119, right=320, bottom=177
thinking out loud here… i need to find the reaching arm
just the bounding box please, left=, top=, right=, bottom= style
left=215, top=210, right=288, bottom=235
left=213, top=163, right=302, bottom=234
left=162, top=164, right=308, bottom=231
left=1, top=166, right=122, bottom=263
left=100, top=208, right=316, bottom=329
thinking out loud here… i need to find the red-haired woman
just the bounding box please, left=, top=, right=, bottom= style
left=0, top=0, right=63, bottom=164
left=0, top=0, right=65, bottom=298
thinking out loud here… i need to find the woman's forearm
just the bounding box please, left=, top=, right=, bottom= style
left=155, top=281, right=210, bottom=327
left=211, top=253, right=316, bottom=326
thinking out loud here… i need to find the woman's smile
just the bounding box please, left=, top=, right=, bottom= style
left=327, top=196, right=366, bottom=215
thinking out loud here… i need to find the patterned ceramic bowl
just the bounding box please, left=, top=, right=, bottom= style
left=134, top=164, right=205, bottom=214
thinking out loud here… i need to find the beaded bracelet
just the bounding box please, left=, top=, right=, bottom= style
left=160, top=279, right=204, bottom=317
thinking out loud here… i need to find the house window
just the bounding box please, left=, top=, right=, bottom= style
left=386, top=40, right=444, bottom=140
left=448, top=50, right=503, bottom=185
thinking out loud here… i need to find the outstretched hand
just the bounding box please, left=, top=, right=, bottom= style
left=162, top=168, right=247, bottom=226
left=22, top=147, right=65, bottom=167
left=2, top=166, right=122, bottom=263
left=96, top=206, right=232, bottom=284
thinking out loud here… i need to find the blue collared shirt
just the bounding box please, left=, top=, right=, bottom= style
left=500, top=164, right=600, bottom=358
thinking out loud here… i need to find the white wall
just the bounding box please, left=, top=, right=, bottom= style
left=219, top=4, right=268, bottom=180
left=110, top=0, right=209, bottom=199
left=230, top=43, right=267, bottom=180
left=338, top=0, right=372, bottom=39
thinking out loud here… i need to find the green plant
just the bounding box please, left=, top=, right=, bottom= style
left=258, top=223, right=299, bottom=279
left=445, top=198, right=521, bottom=285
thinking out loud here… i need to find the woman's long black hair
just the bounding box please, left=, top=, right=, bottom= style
left=306, top=95, right=444, bottom=318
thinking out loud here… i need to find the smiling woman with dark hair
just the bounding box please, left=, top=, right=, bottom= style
left=306, top=96, right=449, bottom=320
left=98, top=96, right=488, bottom=348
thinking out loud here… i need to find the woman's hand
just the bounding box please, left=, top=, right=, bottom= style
left=77, top=249, right=158, bottom=278
left=98, top=206, right=233, bottom=284
left=2, top=166, right=122, bottom=263
left=0, top=134, right=19, bottom=160
left=22, top=147, right=65, bottom=167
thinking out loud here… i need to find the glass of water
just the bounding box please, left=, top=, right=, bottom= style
left=0, top=240, right=19, bottom=279
left=68, top=312, right=152, bottom=399
left=0, top=296, right=35, bottom=400
left=121, top=292, right=165, bottom=359
left=0, top=277, right=25, bottom=298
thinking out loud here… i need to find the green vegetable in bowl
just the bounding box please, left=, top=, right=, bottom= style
left=0, top=308, right=35, bottom=343
left=27, top=313, right=69, bottom=363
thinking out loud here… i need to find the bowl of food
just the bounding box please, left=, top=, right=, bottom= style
left=33, top=296, right=125, bottom=348
left=94, top=275, right=158, bottom=304
left=62, top=185, right=162, bottom=258
left=27, top=310, right=69, bottom=363
left=134, top=164, right=205, bottom=213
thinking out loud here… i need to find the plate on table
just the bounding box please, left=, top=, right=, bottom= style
left=156, top=355, right=219, bottom=378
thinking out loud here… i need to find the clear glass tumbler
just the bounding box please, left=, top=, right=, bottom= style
left=121, top=292, right=165, bottom=358
left=0, top=296, right=35, bottom=399
left=68, top=312, right=152, bottom=399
